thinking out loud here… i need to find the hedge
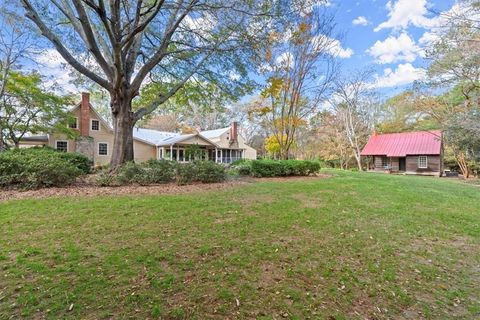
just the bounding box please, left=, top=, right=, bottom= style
left=96, top=160, right=226, bottom=186
left=0, top=147, right=85, bottom=189
left=250, top=160, right=321, bottom=177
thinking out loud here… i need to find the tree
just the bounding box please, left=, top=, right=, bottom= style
left=332, top=71, right=379, bottom=170
left=425, top=0, right=480, bottom=104
left=0, top=71, right=71, bottom=148
left=250, top=8, right=338, bottom=159
left=444, top=107, right=480, bottom=178
left=20, top=0, right=278, bottom=166
left=0, top=8, right=34, bottom=151
left=135, top=80, right=237, bottom=131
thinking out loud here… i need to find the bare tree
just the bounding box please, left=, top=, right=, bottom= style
left=251, top=9, right=338, bottom=159
left=20, top=0, right=277, bottom=165
left=332, top=70, right=378, bottom=170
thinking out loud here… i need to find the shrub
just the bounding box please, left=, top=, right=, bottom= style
left=176, top=162, right=197, bottom=185
left=143, top=159, right=175, bottom=184
left=58, top=152, right=92, bottom=174
left=0, top=148, right=82, bottom=189
left=94, top=160, right=226, bottom=187
left=250, top=160, right=320, bottom=177
left=94, top=169, right=119, bottom=187
left=236, top=164, right=252, bottom=176
left=116, top=162, right=146, bottom=185
left=195, top=161, right=226, bottom=183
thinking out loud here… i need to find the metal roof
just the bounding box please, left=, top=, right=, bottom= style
left=200, top=127, right=230, bottom=139
left=19, top=135, right=49, bottom=142
left=132, top=128, right=181, bottom=145
left=361, top=130, right=442, bottom=157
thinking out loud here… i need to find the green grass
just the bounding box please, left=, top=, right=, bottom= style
left=1, top=170, right=479, bottom=319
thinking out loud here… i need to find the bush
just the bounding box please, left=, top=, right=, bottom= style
left=175, top=162, right=197, bottom=185
left=94, top=160, right=227, bottom=187
left=58, top=152, right=92, bottom=174
left=0, top=147, right=82, bottom=189
left=116, top=161, right=145, bottom=185
left=143, top=159, right=175, bottom=184
left=94, top=169, right=120, bottom=187
left=236, top=164, right=252, bottom=176
left=195, top=161, right=226, bottom=183
left=250, top=160, right=320, bottom=177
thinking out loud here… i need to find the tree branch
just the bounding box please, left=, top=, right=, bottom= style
left=20, top=0, right=111, bottom=90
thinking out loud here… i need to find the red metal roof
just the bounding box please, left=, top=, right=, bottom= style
left=361, top=130, right=442, bottom=157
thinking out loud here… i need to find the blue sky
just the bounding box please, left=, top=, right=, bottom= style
left=27, top=0, right=459, bottom=100
left=321, top=0, right=456, bottom=96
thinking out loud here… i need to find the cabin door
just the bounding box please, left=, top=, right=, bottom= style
left=399, top=157, right=406, bottom=171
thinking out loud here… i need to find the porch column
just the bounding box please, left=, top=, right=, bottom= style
left=170, top=145, right=173, bottom=161
left=176, top=146, right=179, bottom=161
left=215, top=148, right=218, bottom=163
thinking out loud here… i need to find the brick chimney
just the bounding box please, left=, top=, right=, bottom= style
left=80, top=92, right=90, bottom=136
left=230, top=121, right=238, bottom=142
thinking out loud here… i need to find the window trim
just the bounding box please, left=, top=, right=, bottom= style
left=68, top=117, right=78, bottom=129
left=55, top=140, right=68, bottom=152
left=418, top=156, right=428, bottom=169
left=91, top=119, right=100, bottom=131
left=98, top=142, right=109, bottom=156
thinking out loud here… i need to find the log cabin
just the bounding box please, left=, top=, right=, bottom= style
left=361, top=130, right=443, bottom=176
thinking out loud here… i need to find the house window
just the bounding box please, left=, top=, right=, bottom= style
left=68, top=117, right=78, bottom=129
left=418, top=156, right=428, bottom=169
left=56, top=140, right=68, bottom=152
left=381, top=156, right=388, bottom=168
left=91, top=119, right=100, bottom=131
left=98, top=143, right=108, bottom=156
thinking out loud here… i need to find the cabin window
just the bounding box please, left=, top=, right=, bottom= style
left=98, top=143, right=108, bottom=156
left=418, top=156, right=428, bottom=169
left=56, top=140, right=68, bottom=152
left=381, top=156, right=388, bottom=168
left=68, top=117, right=78, bottom=129
left=91, top=119, right=100, bottom=131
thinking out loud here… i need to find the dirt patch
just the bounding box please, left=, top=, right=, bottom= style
left=0, top=174, right=331, bottom=203
left=0, top=180, right=249, bottom=202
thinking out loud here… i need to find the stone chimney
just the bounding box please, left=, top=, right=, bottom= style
left=231, top=121, right=238, bottom=142
left=80, top=92, right=90, bottom=136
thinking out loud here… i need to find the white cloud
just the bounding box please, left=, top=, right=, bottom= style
left=367, top=33, right=420, bottom=64
left=311, top=35, right=354, bottom=58
left=352, top=16, right=369, bottom=26
left=34, top=49, right=78, bottom=93
left=275, top=52, right=294, bottom=69
left=374, top=0, right=436, bottom=32
left=330, top=39, right=354, bottom=58
left=374, top=63, right=426, bottom=88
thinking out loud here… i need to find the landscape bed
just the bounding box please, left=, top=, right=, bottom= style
left=0, top=170, right=479, bottom=319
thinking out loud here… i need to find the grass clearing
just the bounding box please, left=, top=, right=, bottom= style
left=0, top=170, right=479, bottom=319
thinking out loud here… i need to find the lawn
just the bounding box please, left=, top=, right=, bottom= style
left=0, top=170, right=479, bottom=319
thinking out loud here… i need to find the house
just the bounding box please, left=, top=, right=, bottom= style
left=360, top=130, right=443, bottom=176
left=19, top=93, right=257, bottom=165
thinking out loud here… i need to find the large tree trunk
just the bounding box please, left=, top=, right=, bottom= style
left=110, top=94, right=135, bottom=167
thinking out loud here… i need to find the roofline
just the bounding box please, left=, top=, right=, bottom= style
left=70, top=103, right=157, bottom=147
left=155, top=133, right=220, bottom=148
left=372, top=130, right=442, bottom=137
